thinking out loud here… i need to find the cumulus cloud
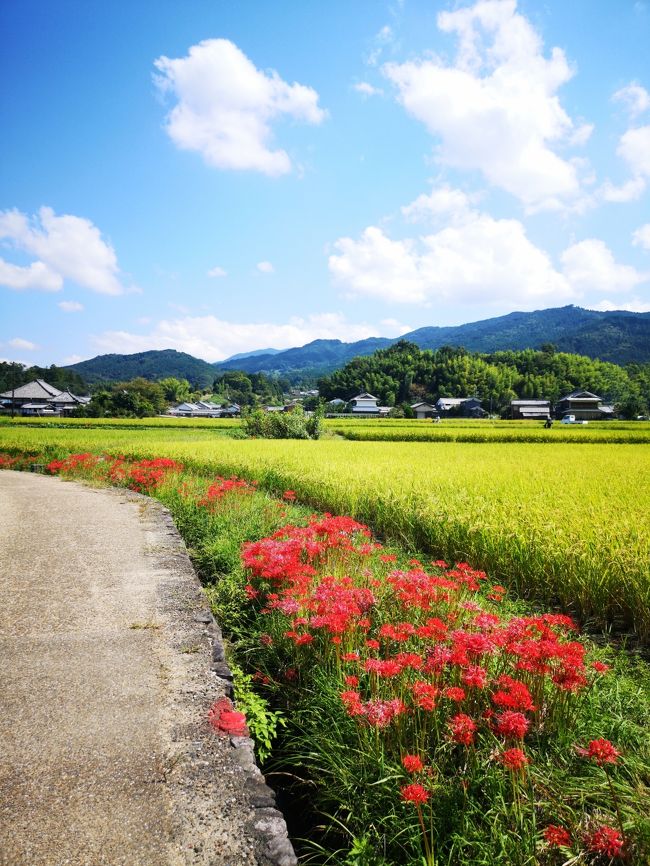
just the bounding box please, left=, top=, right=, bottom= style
left=613, top=82, right=650, bottom=117
left=0, top=206, right=130, bottom=295
left=256, top=261, right=274, bottom=273
left=207, top=266, right=227, bottom=278
left=329, top=183, right=649, bottom=308
left=617, top=125, right=650, bottom=178
left=91, top=313, right=409, bottom=362
left=9, top=337, right=38, bottom=351
left=560, top=239, right=648, bottom=293
left=58, top=300, right=84, bottom=312
left=632, top=223, right=650, bottom=250
left=383, top=0, right=589, bottom=211
left=154, top=39, right=326, bottom=175
left=330, top=186, right=574, bottom=306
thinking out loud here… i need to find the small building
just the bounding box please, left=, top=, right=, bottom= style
left=0, top=379, right=90, bottom=416
left=350, top=393, right=380, bottom=414
left=435, top=397, right=486, bottom=418
left=168, top=401, right=240, bottom=418
left=555, top=390, right=615, bottom=421
left=411, top=401, right=438, bottom=420
left=510, top=399, right=551, bottom=420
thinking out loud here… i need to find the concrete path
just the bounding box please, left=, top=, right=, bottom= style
left=0, top=471, right=296, bottom=866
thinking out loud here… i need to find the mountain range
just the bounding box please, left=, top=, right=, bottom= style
left=64, top=306, right=650, bottom=386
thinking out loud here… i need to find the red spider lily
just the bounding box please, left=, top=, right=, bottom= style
left=585, top=825, right=624, bottom=858
left=443, top=686, right=466, bottom=703
left=591, top=660, right=610, bottom=674
left=495, top=711, right=530, bottom=739
left=412, top=681, right=440, bottom=711
left=498, top=747, right=530, bottom=771
left=491, top=676, right=536, bottom=712
left=543, top=825, right=572, bottom=848
left=402, top=754, right=425, bottom=773
left=449, top=713, right=477, bottom=746
left=462, top=665, right=488, bottom=689
left=400, top=783, right=430, bottom=805
left=283, top=490, right=297, bottom=501
left=577, top=738, right=621, bottom=766
left=208, top=697, right=249, bottom=737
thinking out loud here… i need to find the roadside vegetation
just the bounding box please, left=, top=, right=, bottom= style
left=1, top=446, right=648, bottom=864
left=1, top=422, right=648, bottom=640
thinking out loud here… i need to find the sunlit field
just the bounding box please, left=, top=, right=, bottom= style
left=1, top=419, right=648, bottom=641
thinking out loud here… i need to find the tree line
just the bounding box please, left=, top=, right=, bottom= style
left=317, top=342, right=650, bottom=418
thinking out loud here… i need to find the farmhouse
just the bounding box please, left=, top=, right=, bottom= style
left=411, top=401, right=438, bottom=419
left=554, top=390, right=615, bottom=421
left=510, top=399, right=551, bottom=420
left=350, top=393, right=391, bottom=416
left=168, top=401, right=240, bottom=418
left=0, top=379, right=90, bottom=416
left=434, top=397, right=487, bottom=418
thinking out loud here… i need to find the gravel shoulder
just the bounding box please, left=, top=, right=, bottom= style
left=0, top=470, right=296, bottom=866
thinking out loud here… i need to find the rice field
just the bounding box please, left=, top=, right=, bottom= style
left=2, top=420, right=649, bottom=641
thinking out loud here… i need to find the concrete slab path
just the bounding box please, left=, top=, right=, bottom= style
left=0, top=471, right=296, bottom=866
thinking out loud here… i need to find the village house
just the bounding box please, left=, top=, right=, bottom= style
left=554, top=390, right=615, bottom=421
left=434, top=397, right=486, bottom=418
left=410, top=401, right=438, bottom=419
left=510, top=399, right=551, bottom=420
left=349, top=393, right=391, bottom=416
left=0, top=379, right=90, bottom=416
left=167, top=401, right=240, bottom=418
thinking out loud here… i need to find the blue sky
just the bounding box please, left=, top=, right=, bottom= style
left=1, top=0, right=649, bottom=366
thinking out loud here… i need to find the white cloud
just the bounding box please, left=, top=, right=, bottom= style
left=63, top=354, right=84, bottom=365
left=600, top=177, right=646, bottom=203
left=366, top=25, right=395, bottom=67
left=560, top=239, right=648, bottom=293
left=592, top=298, right=650, bottom=313
left=0, top=206, right=130, bottom=295
left=613, top=82, right=650, bottom=117
left=330, top=198, right=574, bottom=306
left=256, top=260, right=274, bottom=273
left=9, top=337, right=38, bottom=351
left=207, top=265, right=227, bottom=278
left=383, top=0, right=588, bottom=211
left=92, top=313, right=407, bottom=362
left=330, top=182, right=650, bottom=308
left=57, top=300, right=84, bottom=313
left=0, top=258, right=62, bottom=291
left=632, top=223, right=650, bottom=250
left=617, top=125, right=650, bottom=178
left=353, top=81, right=383, bottom=97
left=401, top=184, right=476, bottom=223
left=154, top=39, right=326, bottom=176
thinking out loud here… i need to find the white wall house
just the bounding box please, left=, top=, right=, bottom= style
left=350, top=393, right=380, bottom=413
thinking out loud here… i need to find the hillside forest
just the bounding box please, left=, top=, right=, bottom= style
left=317, top=342, right=650, bottom=417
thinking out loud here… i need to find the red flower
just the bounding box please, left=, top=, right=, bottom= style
left=498, top=748, right=529, bottom=771
left=402, top=754, right=424, bottom=773
left=585, top=825, right=624, bottom=858
left=580, top=738, right=620, bottom=766
left=495, top=711, right=530, bottom=739
left=283, top=490, right=297, bottom=501
left=449, top=713, right=477, bottom=746
left=400, top=783, right=429, bottom=805
left=543, top=825, right=572, bottom=848
left=591, top=660, right=610, bottom=674
left=443, top=686, right=466, bottom=703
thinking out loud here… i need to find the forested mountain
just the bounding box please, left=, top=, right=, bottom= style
left=64, top=350, right=217, bottom=388
left=49, top=307, right=650, bottom=389
left=215, top=307, right=650, bottom=379
left=317, top=342, right=650, bottom=417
